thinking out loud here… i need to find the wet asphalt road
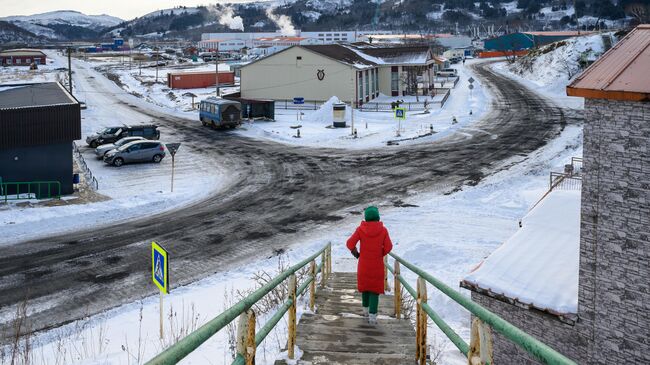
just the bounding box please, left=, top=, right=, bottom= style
left=0, top=62, right=580, bottom=341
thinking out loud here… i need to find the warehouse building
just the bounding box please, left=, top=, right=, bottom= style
left=484, top=31, right=593, bottom=51
left=0, top=49, right=47, bottom=66
left=0, top=83, right=81, bottom=196
left=240, top=44, right=444, bottom=103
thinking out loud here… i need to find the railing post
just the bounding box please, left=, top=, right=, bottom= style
left=288, top=274, right=297, bottom=359
left=468, top=318, right=493, bottom=365
left=327, top=243, right=332, bottom=280
left=310, top=260, right=316, bottom=312
left=383, top=256, right=390, bottom=292
left=416, top=277, right=428, bottom=365
left=394, top=260, right=401, bottom=319
left=320, top=250, right=326, bottom=288
left=236, top=309, right=256, bottom=365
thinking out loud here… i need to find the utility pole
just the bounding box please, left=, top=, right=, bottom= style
left=67, top=47, right=73, bottom=95
left=215, top=42, right=219, bottom=97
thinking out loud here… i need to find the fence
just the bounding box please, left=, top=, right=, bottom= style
left=433, top=76, right=460, bottom=88
left=145, top=243, right=332, bottom=365
left=274, top=90, right=452, bottom=113
left=72, top=142, right=99, bottom=190
left=549, top=172, right=582, bottom=191
left=1, top=181, right=61, bottom=202
left=385, top=254, right=578, bottom=365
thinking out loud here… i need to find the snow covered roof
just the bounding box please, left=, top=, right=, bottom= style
left=567, top=24, right=650, bottom=101
left=0, top=49, right=46, bottom=57
left=461, top=190, right=581, bottom=317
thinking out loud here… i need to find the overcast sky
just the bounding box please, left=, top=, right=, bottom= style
left=0, top=0, right=263, bottom=20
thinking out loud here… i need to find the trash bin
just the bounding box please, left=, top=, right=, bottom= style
left=73, top=173, right=80, bottom=184
left=332, top=103, right=347, bottom=128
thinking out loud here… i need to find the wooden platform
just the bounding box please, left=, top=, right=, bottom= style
left=275, top=272, right=416, bottom=365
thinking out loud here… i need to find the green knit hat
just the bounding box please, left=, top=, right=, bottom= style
left=364, top=206, right=380, bottom=222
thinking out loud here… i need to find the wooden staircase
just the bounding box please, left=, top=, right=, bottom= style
left=275, top=272, right=416, bottom=365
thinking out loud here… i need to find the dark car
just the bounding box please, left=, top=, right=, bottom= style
left=103, top=140, right=167, bottom=167
left=86, top=124, right=160, bottom=148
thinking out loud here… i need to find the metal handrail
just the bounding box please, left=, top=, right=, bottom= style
left=387, top=253, right=577, bottom=365
left=145, top=243, right=331, bottom=365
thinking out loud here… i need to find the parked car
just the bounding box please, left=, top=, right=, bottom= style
left=436, top=68, right=458, bottom=77
left=86, top=124, right=160, bottom=148
left=103, top=141, right=167, bottom=167
left=94, top=136, right=146, bottom=158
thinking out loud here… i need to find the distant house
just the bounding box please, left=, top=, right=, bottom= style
left=484, top=31, right=593, bottom=51
left=0, top=83, right=81, bottom=196
left=240, top=44, right=443, bottom=103
left=0, top=49, right=46, bottom=66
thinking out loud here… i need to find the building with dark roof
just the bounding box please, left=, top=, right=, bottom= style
left=0, top=82, right=81, bottom=196
left=240, top=44, right=444, bottom=103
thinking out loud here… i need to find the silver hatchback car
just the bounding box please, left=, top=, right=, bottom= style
left=94, top=136, right=145, bottom=158
left=103, top=140, right=167, bottom=167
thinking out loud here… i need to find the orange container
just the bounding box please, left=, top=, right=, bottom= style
left=167, top=71, right=235, bottom=89
left=478, top=50, right=528, bottom=58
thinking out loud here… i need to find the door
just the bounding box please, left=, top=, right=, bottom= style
left=125, top=143, right=142, bottom=162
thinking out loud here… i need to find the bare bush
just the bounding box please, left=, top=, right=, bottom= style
left=160, top=301, right=201, bottom=349
left=237, top=254, right=309, bottom=315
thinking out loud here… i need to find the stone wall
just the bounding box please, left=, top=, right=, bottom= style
left=578, top=98, right=650, bottom=364
left=471, top=292, right=589, bottom=364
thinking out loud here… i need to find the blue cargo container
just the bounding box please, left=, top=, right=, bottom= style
left=199, top=98, right=242, bottom=129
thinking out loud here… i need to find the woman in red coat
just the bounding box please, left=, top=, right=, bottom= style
left=346, top=206, right=393, bottom=325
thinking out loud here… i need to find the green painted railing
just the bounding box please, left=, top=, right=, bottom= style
left=386, top=252, right=577, bottom=365
left=145, top=243, right=331, bottom=365
left=1, top=181, right=61, bottom=202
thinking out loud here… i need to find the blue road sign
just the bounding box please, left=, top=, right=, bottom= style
left=293, top=97, right=305, bottom=104
left=152, top=241, right=169, bottom=294
left=394, top=107, right=406, bottom=120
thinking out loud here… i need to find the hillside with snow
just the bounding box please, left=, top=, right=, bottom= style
left=492, top=32, right=617, bottom=108
left=0, top=10, right=124, bottom=41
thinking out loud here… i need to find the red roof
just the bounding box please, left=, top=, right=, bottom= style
left=567, top=25, right=650, bottom=101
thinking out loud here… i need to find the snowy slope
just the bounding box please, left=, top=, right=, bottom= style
left=140, top=7, right=200, bottom=19
left=492, top=32, right=612, bottom=108
left=1, top=10, right=123, bottom=28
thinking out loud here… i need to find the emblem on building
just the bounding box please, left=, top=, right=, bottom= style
left=317, top=69, right=325, bottom=81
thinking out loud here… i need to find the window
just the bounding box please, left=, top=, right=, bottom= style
left=391, top=66, right=399, bottom=96
left=141, top=142, right=158, bottom=149
left=357, top=72, right=363, bottom=102
left=364, top=70, right=369, bottom=99
left=16, top=59, right=21, bottom=64
left=26, top=59, right=31, bottom=63
left=131, top=129, right=144, bottom=136
left=211, top=105, right=216, bottom=114
left=374, top=69, right=379, bottom=95
left=128, top=143, right=141, bottom=152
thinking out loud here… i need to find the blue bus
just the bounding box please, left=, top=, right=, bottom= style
left=199, top=97, right=242, bottom=129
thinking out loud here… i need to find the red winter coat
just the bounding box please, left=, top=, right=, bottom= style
left=346, top=221, right=393, bottom=294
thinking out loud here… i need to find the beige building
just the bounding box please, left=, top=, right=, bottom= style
left=240, top=44, right=446, bottom=104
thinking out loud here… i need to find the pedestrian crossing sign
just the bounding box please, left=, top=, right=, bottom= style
left=152, top=241, right=169, bottom=294
left=394, top=107, right=406, bottom=120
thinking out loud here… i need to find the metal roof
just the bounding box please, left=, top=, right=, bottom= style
left=0, top=83, right=77, bottom=109
left=567, top=25, right=650, bottom=101
left=0, top=49, right=46, bottom=57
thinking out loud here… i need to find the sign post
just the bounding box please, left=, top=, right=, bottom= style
left=166, top=143, right=181, bottom=192
left=293, top=97, right=304, bottom=121
left=394, top=107, right=406, bottom=137
left=468, top=77, right=475, bottom=100
left=152, top=241, right=170, bottom=340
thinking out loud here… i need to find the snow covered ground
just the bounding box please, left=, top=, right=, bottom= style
left=1, top=47, right=585, bottom=364
left=491, top=32, right=611, bottom=109
left=0, top=51, right=232, bottom=245
left=97, top=56, right=490, bottom=149
left=3, top=115, right=584, bottom=365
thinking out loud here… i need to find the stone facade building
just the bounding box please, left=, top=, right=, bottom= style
left=463, top=24, right=650, bottom=363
